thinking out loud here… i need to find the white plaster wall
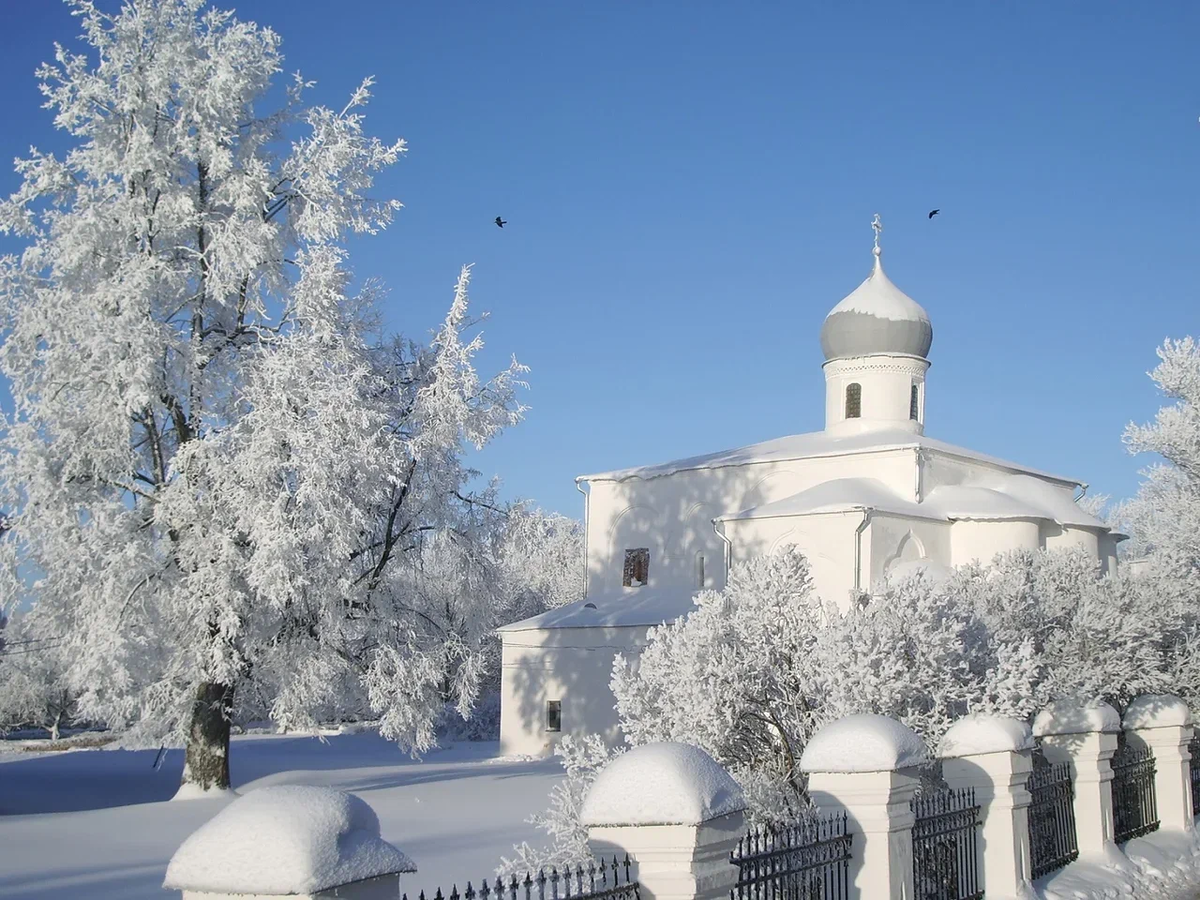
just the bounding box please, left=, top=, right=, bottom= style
left=1098, top=533, right=1119, bottom=575
left=719, top=511, right=863, bottom=609
left=949, top=518, right=1042, bottom=566
left=868, top=513, right=952, bottom=587
left=1042, top=523, right=1100, bottom=558
left=584, top=450, right=919, bottom=598
left=823, top=354, right=929, bottom=435
left=499, top=625, right=650, bottom=757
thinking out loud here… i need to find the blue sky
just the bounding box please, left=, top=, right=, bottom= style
left=1, top=2, right=1196, bottom=518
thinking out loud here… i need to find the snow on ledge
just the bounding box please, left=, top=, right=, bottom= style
left=1033, top=701, right=1120, bottom=738
left=1123, top=694, right=1192, bottom=730
left=939, top=715, right=1033, bottom=758
left=580, top=743, right=745, bottom=827
left=164, top=785, right=415, bottom=895
left=799, top=714, right=928, bottom=773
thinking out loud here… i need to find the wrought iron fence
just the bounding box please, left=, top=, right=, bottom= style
left=1189, top=735, right=1200, bottom=817
left=403, top=858, right=638, bottom=900
left=730, top=811, right=852, bottom=900
left=910, top=787, right=983, bottom=900
left=1028, top=756, right=1079, bottom=879
left=1111, top=737, right=1159, bottom=843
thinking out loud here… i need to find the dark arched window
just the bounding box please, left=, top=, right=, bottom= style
left=910, top=384, right=920, bottom=421
left=845, top=383, right=862, bottom=419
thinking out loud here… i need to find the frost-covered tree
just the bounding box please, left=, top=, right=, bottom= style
left=0, top=613, right=78, bottom=740
left=610, top=548, right=1038, bottom=822
left=1116, top=337, right=1200, bottom=581
left=0, top=0, right=525, bottom=791
left=493, top=506, right=584, bottom=625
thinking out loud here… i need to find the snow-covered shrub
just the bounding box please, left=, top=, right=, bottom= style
left=949, top=548, right=1199, bottom=712
left=610, top=548, right=1039, bottom=823
left=499, top=734, right=621, bottom=874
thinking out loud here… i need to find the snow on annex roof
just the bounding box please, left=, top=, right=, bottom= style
left=578, top=427, right=1084, bottom=489
left=497, top=586, right=698, bottom=633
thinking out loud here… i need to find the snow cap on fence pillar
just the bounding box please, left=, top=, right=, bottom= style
left=1122, top=694, right=1191, bottom=729
left=1032, top=700, right=1120, bottom=737
left=164, top=785, right=414, bottom=898
left=938, top=714, right=1033, bottom=758
left=580, top=742, right=745, bottom=827
left=799, top=714, right=927, bottom=773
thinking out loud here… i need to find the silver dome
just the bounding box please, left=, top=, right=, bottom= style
left=820, top=253, right=933, bottom=361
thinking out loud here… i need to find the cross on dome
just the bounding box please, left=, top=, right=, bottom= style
left=819, top=215, right=933, bottom=361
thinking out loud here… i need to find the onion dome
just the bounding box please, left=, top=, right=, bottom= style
left=820, top=216, right=933, bottom=361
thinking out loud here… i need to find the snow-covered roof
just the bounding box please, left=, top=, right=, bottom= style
left=497, top=586, right=697, bottom=633
left=579, top=427, right=1083, bottom=488
left=718, top=477, right=937, bottom=522
left=820, top=251, right=933, bottom=360
left=800, top=714, right=928, bottom=773
left=163, top=785, right=415, bottom=896
left=581, top=743, right=745, bottom=827
left=719, top=472, right=1108, bottom=531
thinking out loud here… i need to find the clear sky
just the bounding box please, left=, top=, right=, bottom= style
left=1, top=2, right=1196, bottom=518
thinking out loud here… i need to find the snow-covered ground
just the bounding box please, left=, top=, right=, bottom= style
left=0, top=732, right=562, bottom=900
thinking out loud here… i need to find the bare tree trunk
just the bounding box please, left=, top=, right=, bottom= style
left=182, top=681, right=233, bottom=791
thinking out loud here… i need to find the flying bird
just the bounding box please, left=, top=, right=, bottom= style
left=495, top=216, right=507, bottom=228
left=928, top=209, right=940, bottom=219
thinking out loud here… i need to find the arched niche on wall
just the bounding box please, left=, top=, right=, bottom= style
left=883, top=530, right=926, bottom=575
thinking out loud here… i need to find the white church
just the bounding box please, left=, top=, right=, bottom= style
left=497, top=217, right=1122, bottom=757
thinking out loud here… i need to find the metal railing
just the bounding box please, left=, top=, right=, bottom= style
left=404, top=858, right=638, bottom=900
left=910, top=787, right=983, bottom=900
left=730, top=812, right=852, bottom=900
left=1112, top=737, right=1159, bottom=843
left=1028, top=757, right=1079, bottom=879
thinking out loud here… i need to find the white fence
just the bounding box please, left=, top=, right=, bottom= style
left=164, top=695, right=1196, bottom=900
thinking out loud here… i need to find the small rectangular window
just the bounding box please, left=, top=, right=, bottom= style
left=546, top=700, right=562, bottom=732
left=910, top=384, right=920, bottom=421
left=623, top=548, right=650, bottom=587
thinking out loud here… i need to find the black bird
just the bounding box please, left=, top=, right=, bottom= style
left=928, top=209, right=940, bottom=219
left=495, top=216, right=507, bottom=228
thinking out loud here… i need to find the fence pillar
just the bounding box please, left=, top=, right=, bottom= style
left=581, top=743, right=745, bottom=900
left=163, top=785, right=415, bottom=900
left=1033, top=701, right=1121, bottom=860
left=800, top=714, right=926, bottom=900
left=1123, top=694, right=1194, bottom=832
left=939, top=715, right=1034, bottom=900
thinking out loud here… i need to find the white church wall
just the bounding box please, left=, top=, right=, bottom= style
left=1042, top=523, right=1101, bottom=558
left=498, top=625, right=651, bottom=757
left=868, top=514, right=951, bottom=588
left=949, top=518, right=1041, bottom=566
left=1098, top=533, right=1119, bottom=575
left=583, top=450, right=918, bottom=600
left=720, top=510, right=862, bottom=609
